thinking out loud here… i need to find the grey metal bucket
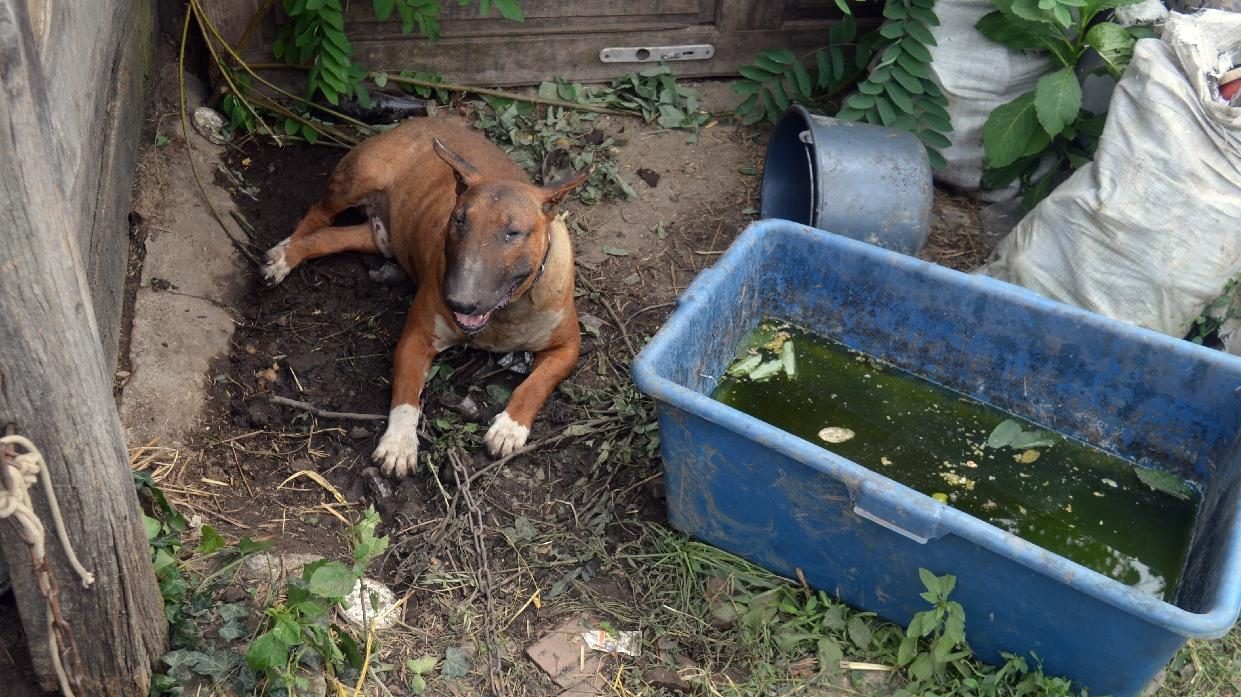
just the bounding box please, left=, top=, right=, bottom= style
left=759, top=105, right=933, bottom=255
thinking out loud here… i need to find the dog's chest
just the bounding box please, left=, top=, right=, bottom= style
left=447, top=301, right=564, bottom=353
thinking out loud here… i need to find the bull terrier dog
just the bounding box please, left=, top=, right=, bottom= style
left=261, top=118, right=589, bottom=477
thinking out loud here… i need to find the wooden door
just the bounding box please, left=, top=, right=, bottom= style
left=237, top=0, right=847, bottom=86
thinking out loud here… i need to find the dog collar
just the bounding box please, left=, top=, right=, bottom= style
left=528, top=228, right=552, bottom=289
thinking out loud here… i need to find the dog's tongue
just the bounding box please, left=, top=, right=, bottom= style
left=454, top=310, right=492, bottom=332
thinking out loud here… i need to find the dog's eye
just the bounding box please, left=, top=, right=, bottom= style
left=505, top=229, right=524, bottom=240
left=452, top=210, right=465, bottom=228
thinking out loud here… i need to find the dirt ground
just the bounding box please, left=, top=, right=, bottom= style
left=0, top=64, right=992, bottom=696
left=139, top=88, right=988, bottom=695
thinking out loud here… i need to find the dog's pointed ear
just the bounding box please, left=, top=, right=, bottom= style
left=432, top=138, right=483, bottom=189
left=539, top=168, right=592, bottom=212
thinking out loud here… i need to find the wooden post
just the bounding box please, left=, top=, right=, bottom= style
left=0, top=1, right=168, bottom=695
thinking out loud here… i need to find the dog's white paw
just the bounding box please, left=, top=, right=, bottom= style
left=485, top=411, right=529, bottom=458
left=373, top=405, right=420, bottom=477
left=260, top=239, right=291, bottom=286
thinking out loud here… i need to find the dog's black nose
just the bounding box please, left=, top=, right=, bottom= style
left=445, top=294, right=480, bottom=316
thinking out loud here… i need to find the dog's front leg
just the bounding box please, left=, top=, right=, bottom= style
left=486, top=339, right=580, bottom=457
left=373, top=298, right=441, bottom=477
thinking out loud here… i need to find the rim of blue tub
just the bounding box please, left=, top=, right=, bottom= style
left=630, top=218, right=1241, bottom=640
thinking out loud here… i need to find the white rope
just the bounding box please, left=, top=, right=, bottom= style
left=1, top=435, right=96, bottom=697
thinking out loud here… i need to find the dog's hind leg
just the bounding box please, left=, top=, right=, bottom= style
left=266, top=224, right=382, bottom=283
left=262, top=149, right=389, bottom=285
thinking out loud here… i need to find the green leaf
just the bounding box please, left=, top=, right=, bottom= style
left=238, top=536, right=274, bottom=556
left=905, top=19, right=937, bottom=46
left=244, top=630, right=288, bottom=672
left=755, top=54, right=787, bottom=74
left=143, top=515, right=162, bottom=540
left=902, top=38, right=932, bottom=63
left=910, top=652, right=935, bottom=681
left=1135, top=467, right=1195, bottom=500
left=790, top=61, right=813, bottom=98
left=408, top=655, right=439, bottom=674
left=303, top=124, right=321, bottom=145
left=1034, top=67, right=1081, bottom=137
left=845, top=93, right=875, bottom=110
left=836, top=105, right=865, bottom=121
left=1052, top=4, right=1072, bottom=26
left=1010, top=0, right=1056, bottom=22
left=494, top=0, right=525, bottom=22
left=817, top=637, right=844, bottom=674
left=881, top=20, right=906, bottom=39
left=373, top=0, right=395, bottom=20
left=873, top=96, right=893, bottom=124
left=909, top=5, right=940, bottom=25
left=897, top=50, right=932, bottom=79
left=733, top=80, right=762, bottom=96
left=859, top=80, right=885, bottom=95
left=975, top=11, right=1046, bottom=50
left=762, top=48, right=798, bottom=65
left=834, top=0, right=852, bottom=14
left=816, top=50, right=832, bottom=89
left=305, top=560, right=356, bottom=598
left=892, top=67, right=923, bottom=95
left=885, top=82, right=915, bottom=114
left=441, top=646, right=471, bottom=678
left=987, top=419, right=1024, bottom=448
left=410, top=674, right=427, bottom=695
left=847, top=616, right=873, bottom=648
left=984, top=92, right=1039, bottom=168
left=196, top=525, right=227, bottom=554
left=1085, top=22, right=1136, bottom=78
left=898, top=635, right=919, bottom=665
left=883, top=2, right=908, bottom=19
left=919, top=128, right=952, bottom=150
left=1009, top=430, right=1058, bottom=449
left=739, top=64, right=776, bottom=81
left=373, top=71, right=388, bottom=87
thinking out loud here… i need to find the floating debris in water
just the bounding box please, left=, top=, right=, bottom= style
left=932, top=492, right=950, bottom=503
left=1102, top=478, right=1119, bottom=488
left=940, top=471, right=977, bottom=491
left=1016, top=449, right=1041, bottom=464
left=819, top=427, right=855, bottom=443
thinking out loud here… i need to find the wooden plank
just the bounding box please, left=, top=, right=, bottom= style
left=243, top=23, right=840, bottom=87
left=717, top=0, right=785, bottom=31
left=0, top=1, right=168, bottom=695
left=201, top=0, right=260, bottom=46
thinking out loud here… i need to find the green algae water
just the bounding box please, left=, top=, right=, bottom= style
left=712, top=321, right=1200, bottom=601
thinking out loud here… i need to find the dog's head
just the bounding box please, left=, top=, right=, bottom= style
left=433, top=138, right=589, bottom=333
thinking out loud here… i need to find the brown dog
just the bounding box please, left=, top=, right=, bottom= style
left=260, top=118, right=588, bottom=477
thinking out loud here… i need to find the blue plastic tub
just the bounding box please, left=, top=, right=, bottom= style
left=631, top=219, right=1241, bottom=696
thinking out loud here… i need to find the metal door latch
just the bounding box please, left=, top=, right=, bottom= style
left=599, top=45, right=715, bottom=63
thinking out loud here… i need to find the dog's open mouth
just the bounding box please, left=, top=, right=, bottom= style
left=451, top=278, right=524, bottom=333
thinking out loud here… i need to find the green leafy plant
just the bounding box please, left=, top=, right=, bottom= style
left=978, top=0, right=1147, bottom=206
left=259, top=0, right=525, bottom=140
left=734, top=0, right=953, bottom=167
left=244, top=508, right=389, bottom=691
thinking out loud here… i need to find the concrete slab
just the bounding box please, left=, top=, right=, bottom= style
left=120, top=63, right=250, bottom=446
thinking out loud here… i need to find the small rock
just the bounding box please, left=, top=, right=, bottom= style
left=192, top=107, right=231, bottom=145
left=220, top=586, right=249, bottom=603
left=348, top=426, right=372, bottom=440
left=643, top=667, right=690, bottom=692
left=294, top=667, right=327, bottom=697
left=527, top=616, right=603, bottom=688
left=361, top=466, right=393, bottom=499
left=238, top=552, right=322, bottom=587
left=635, top=168, right=660, bottom=188
left=339, top=577, right=399, bottom=629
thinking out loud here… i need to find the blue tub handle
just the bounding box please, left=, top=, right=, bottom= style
left=852, top=480, right=946, bottom=545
